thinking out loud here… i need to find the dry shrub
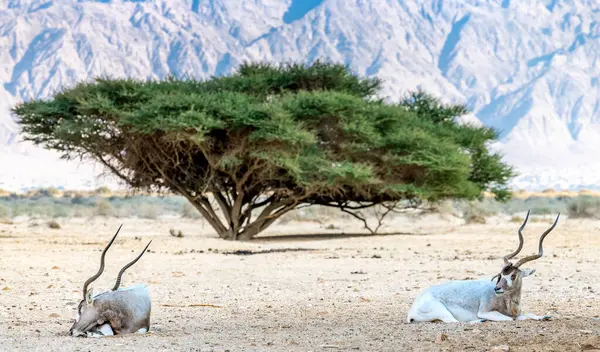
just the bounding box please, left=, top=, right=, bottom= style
left=73, top=206, right=93, bottom=218
left=0, top=204, right=10, bottom=218
left=461, top=202, right=493, bottom=224
left=95, top=199, right=114, bottom=217
left=112, top=206, right=133, bottom=218
left=433, top=200, right=458, bottom=217
left=47, top=220, right=61, bottom=229
left=466, top=214, right=486, bottom=224
left=169, top=228, right=184, bottom=237
left=510, top=215, right=524, bottom=223
left=95, top=186, right=112, bottom=196
left=137, top=204, right=158, bottom=219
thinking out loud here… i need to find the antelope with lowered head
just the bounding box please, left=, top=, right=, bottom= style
left=407, top=210, right=559, bottom=323
left=69, top=225, right=153, bottom=337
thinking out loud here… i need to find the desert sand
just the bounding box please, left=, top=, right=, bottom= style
left=0, top=213, right=598, bottom=351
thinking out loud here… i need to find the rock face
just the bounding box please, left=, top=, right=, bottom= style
left=0, top=0, right=599, bottom=191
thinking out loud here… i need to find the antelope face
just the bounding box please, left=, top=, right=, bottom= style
left=69, top=289, right=104, bottom=337
left=492, top=210, right=559, bottom=296
left=494, top=265, right=535, bottom=296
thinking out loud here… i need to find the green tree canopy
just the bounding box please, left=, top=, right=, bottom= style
left=13, top=61, right=514, bottom=240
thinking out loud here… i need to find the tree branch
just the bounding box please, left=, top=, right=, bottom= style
left=214, top=191, right=233, bottom=226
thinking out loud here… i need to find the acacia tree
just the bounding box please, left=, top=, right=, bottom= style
left=13, top=62, right=513, bottom=240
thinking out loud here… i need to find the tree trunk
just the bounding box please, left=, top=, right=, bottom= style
left=187, top=194, right=300, bottom=241
left=235, top=226, right=261, bottom=241
left=217, top=228, right=237, bottom=241
left=214, top=222, right=260, bottom=241
left=210, top=208, right=293, bottom=240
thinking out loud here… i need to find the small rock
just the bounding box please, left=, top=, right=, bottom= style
left=491, top=345, right=510, bottom=352
left=582, top=336, right=600, bottom=350
left=435, top=333, right=448, bottom=344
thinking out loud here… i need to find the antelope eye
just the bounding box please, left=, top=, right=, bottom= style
left=511, top=273, right=517, bottom=280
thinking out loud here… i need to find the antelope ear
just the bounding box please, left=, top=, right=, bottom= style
left=520, top=268, right=536, bottom=277
left=86, top=288, right=94, bottom=306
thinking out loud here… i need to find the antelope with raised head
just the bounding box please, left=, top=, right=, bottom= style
left=407, top=210, right=560, bottom=323
left=69, top=225, right=153, bottom=337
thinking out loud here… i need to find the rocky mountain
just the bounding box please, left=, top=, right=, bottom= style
left=0, top=0, right=599, bottom=191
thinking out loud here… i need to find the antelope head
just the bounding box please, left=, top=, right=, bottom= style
left=69, top=225, right=152, bottom=337
left=491, top=210, right=560, bottom=296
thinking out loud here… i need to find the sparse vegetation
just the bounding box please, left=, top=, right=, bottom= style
left=0, top=193, right=189, bottom=220
left=94, top=186, right=112, bottom=195
left=567, top=196, right=600, bottom=219
left=39, top=187, right=61, bottom=197
left=0, top=187, right=595, bottom=229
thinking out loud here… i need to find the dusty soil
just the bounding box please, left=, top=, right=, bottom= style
left=0, top=214, right=598, bottom=351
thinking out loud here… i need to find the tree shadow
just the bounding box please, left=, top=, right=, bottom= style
left=249, top=231, right=428, bottom=243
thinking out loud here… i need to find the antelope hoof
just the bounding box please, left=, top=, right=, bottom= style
left=540, top=315, right=552, bottom=321
left=469, top=319, right=488, bottom=324
left=86, top=332, right=105, bottom=338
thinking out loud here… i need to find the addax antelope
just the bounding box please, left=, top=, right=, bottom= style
left=407, top=210, right=559, bottom=323
left=69, top=225, right=153, bottom=337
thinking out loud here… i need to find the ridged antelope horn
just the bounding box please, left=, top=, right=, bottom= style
left=514, top=213, right=560, bottom=268
left=111, top=240, right=152, bottom=291
left=82, top=224, right=122, bottom=299
left=503, top=209, right=530, bottom=265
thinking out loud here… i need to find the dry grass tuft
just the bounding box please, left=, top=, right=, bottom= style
left=47, top=220, right=61, bottom=229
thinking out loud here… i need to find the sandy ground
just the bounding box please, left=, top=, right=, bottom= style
left=0, top=213, right=599, bottom=351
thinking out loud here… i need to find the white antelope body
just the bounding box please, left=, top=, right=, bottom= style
left=407, top=210, right=559, bottom=323
left=69, top=225, right=153, bottom=337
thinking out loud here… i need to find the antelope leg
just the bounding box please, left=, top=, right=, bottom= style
left=516, top=312, right=552, bottom=321
left=86, top=323, right=115, bottom=338
left=477, top=311, right=514, bottom=321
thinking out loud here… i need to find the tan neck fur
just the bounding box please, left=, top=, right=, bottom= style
left=493, top=288, right=522, bottom=318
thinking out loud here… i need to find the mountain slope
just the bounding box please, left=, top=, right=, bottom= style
left=1, top=0, right=599, bottom=191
